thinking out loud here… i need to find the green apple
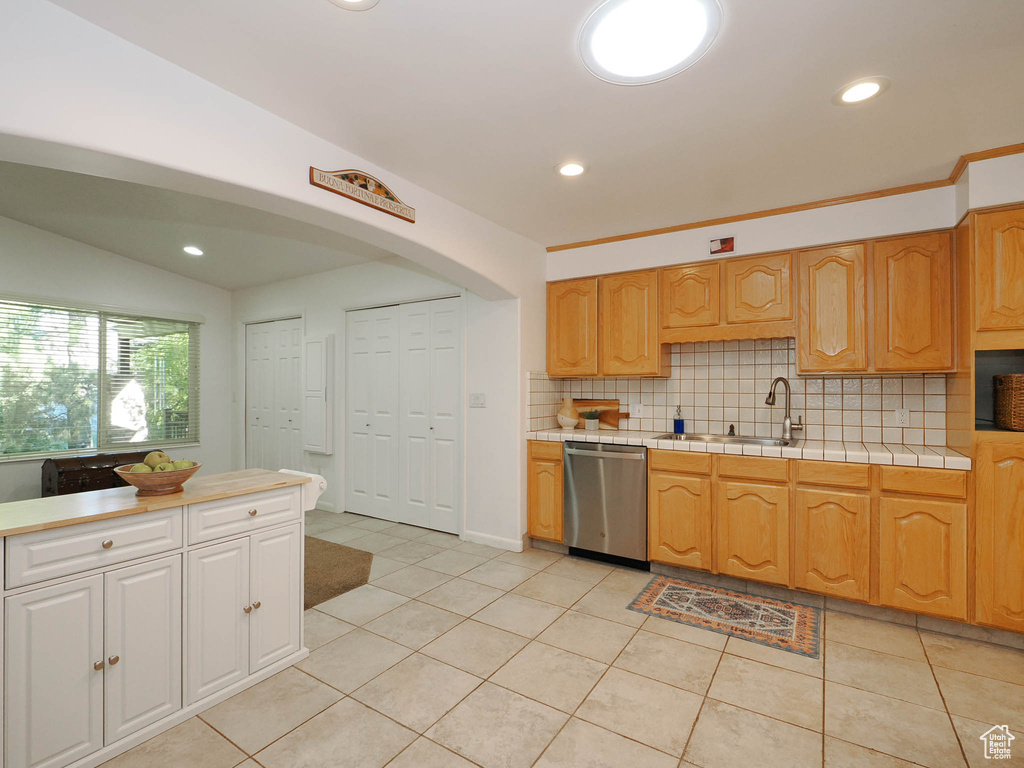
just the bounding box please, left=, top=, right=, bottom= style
left=129, top=463, right=153, bottom=473
left=144, top=451, right=171, bottom=469
left=172, top=460, right=194, bottom=470
left=155, top=462, right=177, bottom=472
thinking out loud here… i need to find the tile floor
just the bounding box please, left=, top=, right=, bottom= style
left=101, top=509, right=1024, bottom=768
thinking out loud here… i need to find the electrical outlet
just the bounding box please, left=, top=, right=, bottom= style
left=628, top=403, right=643, bottom=419
left=895, top=408, right=910, bottom=427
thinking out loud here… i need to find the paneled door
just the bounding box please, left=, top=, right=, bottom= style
left=426, top=299, right=463, bottom=533
left=793, top=489, right=870, bottom=601
left=975, top=441, right=1024, bottom=631
left=648, top=470, right=712, bottom=570
left=715, top=481, right=789, bottom=585
left=873, top=232, right=953, bottom=370
left=104, top=556, right=182, bottom=743
left=547, top=278, right=598, bottom=377
left=345, top=306, right=400, bottom=519
left=6, top=576, right=104, bottom=768
left=975, top=207, right=1024, bottom=331
left=249, top=525, right=301, bottom=673
left=527, top=441, right=563, bottom=542
left=599, top=270, right=664, bottom=376
left=724, top=253, right=792, bottom=324
left=245, top=317, right=303, bottom=471
left=798, top=244, right=868, bottom=372
left=660, top=264, right=720, bottom=329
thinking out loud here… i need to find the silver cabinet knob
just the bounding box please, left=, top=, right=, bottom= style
left=108, top=655, right=120, bottom=666
left=101, top=539, right=114, bottom=549
left=252, top=600, right=261, bottom=610
left=248, top=509, right=258, bottom=517
left=243, top=605, right=253, bottom=614
left=94, top=660, right=105, bottom=671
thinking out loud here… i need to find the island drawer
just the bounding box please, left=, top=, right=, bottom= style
left=188, top=486, right=300, bottom=544
left=6, top=507, right=183, bottom=588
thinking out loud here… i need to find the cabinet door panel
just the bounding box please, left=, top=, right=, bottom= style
left=976, top=442, right=1024, bottom=631
left=879, top=497, right=966, bottom=619
left=798, top=244, right=867, bottom=372
left=6, top=576, right=104, bottom=768
left=873, top=233, right=953, bottom=370
left=250, top=524, right=302, bottom=673
left=104, top=556, right=182, bottom=743
left=725, top=253, right=792, bottom=324
left=715, top=481, right=789, bottom=585
left=648, top=470, right=711, bottom=569
left=660, top=264, right=720, bottom=329
left=187, top=538, right=249, bottom=704
left=599, top=270, right=663, bottom=376
left=976, top=208, right=1024, bottom=330
left=527, top=441, right=563, bottom=542
left=547, top=278, right=598, bottom=376
left=794, top=489, right=869, bottom=600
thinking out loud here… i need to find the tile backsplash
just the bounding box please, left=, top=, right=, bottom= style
left=529, top=338, right=947, bottom=446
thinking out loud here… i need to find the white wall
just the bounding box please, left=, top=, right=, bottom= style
left=0, top=216, right=233, bottom=503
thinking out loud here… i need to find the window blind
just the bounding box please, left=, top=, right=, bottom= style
left=0, top=299, right=200, bottom=459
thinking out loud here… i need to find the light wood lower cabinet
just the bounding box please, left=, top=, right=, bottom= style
left=976, top=441, right=1024, bottom=631
left=648, top=470, right=712, bottom=569
left=527, top=441, right=564, bottom=542
left=879, top=497, right=967, bottom=620
left=793, top=489, right=870, bottom=601
left=715, top=481, right=789, bottom=585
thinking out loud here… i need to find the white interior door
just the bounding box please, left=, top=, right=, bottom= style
left=273, top=318, right=303, bottom=471
left=245, top=318, right=302, bottom=471
left=399, top=302, right=431, bottom=527
left=427, top=298, right=463, bottom=533
left=370, top=309, right=400, bottom=520
left=346, top=311, right=374, bottom=515
left=245, top=323, right=274, bottom=470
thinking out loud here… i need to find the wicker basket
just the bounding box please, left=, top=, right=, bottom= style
left=994, top=374, right=1024, bottom=431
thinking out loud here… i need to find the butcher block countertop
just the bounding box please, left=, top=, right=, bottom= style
left=0, top=469, right=310, bottom=538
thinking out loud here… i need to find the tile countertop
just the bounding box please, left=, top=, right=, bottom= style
left=525, top=429, right=972, bottom=470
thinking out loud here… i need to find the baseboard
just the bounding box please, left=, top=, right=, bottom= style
left=462, top=529, right=523, bottom=552
left=315, top=501, right=336, bottom=513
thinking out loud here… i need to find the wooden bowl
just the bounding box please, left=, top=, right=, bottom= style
left=114, top=462, right=202, bottom=497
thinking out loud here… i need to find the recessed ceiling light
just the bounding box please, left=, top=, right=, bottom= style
left=833, top=77, right=890, bottom=106
left=183, top=246, right=204, bottom=256
left=326, top=0, right=379, bottom=9
left=556, top=161, right=587, bottom=177
left=579, top=0, right=722, bottom=86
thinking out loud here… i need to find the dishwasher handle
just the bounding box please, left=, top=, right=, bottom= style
left=565, top=447, right=645, bottom=460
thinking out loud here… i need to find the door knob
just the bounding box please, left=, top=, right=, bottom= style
left=252, top=600, right=261, bottom=610
left=101, top=539, right=114, bottom=549
left=243, top=605, right=253, bottom=614
left=248, top=508, right=258, bottom=516
left=94, top=660, right=105, bottom=671
left=108, top=655, right=120, bottom=666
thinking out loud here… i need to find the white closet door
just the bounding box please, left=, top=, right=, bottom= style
left=346, top=310, right=374, bottom=515
left=274, top=318, right=304, bottom=471
left=370, top=308, right=401, bottom=520
left=245, top=322, right=275, bottom=470
left=399, top=303, right=432, bottom=528
left=428, top=298, right=463, bottom=533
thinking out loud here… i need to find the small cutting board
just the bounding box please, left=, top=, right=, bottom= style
left=573, top=399, right=628, bottom=430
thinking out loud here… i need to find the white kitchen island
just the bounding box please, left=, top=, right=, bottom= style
left=0, top=468, right=326, bottom=768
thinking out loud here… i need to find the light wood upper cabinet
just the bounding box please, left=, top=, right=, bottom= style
left=976, top=441, right=1024, bottom=632
left=873, top=232, right=953, bottom=371
left=599, top=270, right=666, bottom=376
left=660, top=263, right=720, bottom=329
left=798, top=244, right=868, bottom=372
left=879, top=496, right=967, bottom=620
left=648, top=468, right=712, bottom=570
left=715, top=480, right=789, bottom=585
left=793, top=488, right=870, bottom=601
left=547, top=278, right=598, bottom=377
left=725, top=252, right=792, bottom=324
left=975, top=207, right=1024, bottom=331
left=527, top=441, right=563, bottom=543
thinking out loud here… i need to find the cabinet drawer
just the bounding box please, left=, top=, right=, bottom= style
left=529, top=440, right=563, bottom=462
left=6, top=508, right=183, bottom=589
left=718, top=455, right=789, bottom=483
left=880, top=466, right=967, bottom=499
left=796, top=460, right=870, bottom=489
left=188, top=487, right=300, bottom=544
left=649, top=449, right=712, bottom=475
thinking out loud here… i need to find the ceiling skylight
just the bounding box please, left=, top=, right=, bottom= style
left=579, top=0, right=723, bottom=86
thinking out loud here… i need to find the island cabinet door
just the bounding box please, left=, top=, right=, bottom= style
left=5, top=575, right=104, bottom=768
left=798, top=244, right=868, bottom=372
left=715, top=481, right=790, bottom=586
left=879, top=497, right=967, bottom=620
left=648, top=470, right=712, bottom=570
left=793, top=489, right=870, bottom=601
left=104, top=555, right=182, bottom=744
left=249, top=524, right=302, bottom=673
left=975, top=442, right=1024, bottom=631
left=187, top=538, right=250, bottom=704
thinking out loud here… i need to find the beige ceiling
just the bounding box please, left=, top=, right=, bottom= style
left=49, top=0, right=1024, bottom=247
left=0, top=161, right=397, bottom=290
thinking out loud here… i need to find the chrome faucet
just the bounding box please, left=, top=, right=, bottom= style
left=765, top=377, right=804, bottom=442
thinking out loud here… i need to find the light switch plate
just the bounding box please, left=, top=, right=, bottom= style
left=469, top=392, right=486, bottom=408
left=628, top=403, right=643, bottom=418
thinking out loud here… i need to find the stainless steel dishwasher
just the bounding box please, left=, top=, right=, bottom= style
left=563, top=442, right=647, bottom=563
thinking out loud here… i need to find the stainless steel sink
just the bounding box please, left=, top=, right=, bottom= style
left=654, top=433, right=798, bottom=448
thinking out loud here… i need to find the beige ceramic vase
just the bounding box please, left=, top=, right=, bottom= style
left=556, top=397, right=578, bottom=430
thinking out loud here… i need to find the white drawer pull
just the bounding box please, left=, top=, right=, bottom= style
left=101, top=539, right=114, bottom=549
left=248, top=509, right=258, bottom=517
